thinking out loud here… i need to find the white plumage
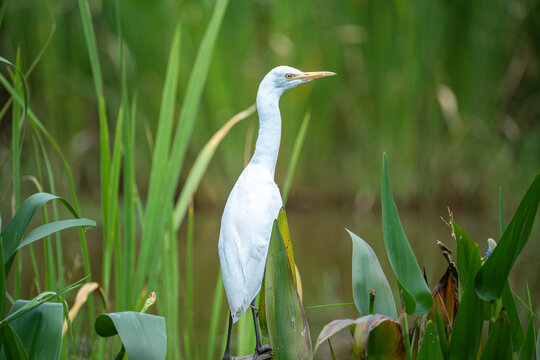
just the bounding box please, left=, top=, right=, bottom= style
left=218, top=66, right=336, bottom=326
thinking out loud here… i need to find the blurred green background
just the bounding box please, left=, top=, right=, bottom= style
left=2, top=0, right=540, bottom=357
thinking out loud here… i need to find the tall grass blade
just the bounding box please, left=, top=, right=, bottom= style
left=31, top=133, right=55, bottom=290
left=144, top=0, right=230, bottom=293
left=122, top=94, right=137, bottom=311
left=517, top=316, right=535, bottom=360
left=104, top=108, right=124, bottom=297
left=184, top=203, right=196, bottom=359
left=160, top=215, right=180, bottom=360
left=76, top=0, right=103, bottom=99
left=135, top=24, right=181, bottom=301
left=207, top=273, right=224, bottom=360
left=282, top=111, right=310, bottom=205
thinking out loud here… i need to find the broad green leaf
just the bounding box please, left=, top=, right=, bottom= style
left=517, top=316, right=535, bottom=360
left=352, top=314, right=405, bottom=359
left=347, top=229, right=396, bottom=319
left=95, top=312, right=166, bottom=360
left=502, top=282, right=524, bottom=351
left=0, top=324, right=28, bottom=360
left=265, top=220, right=311, bottom=359
left=475, top=172, right=540, bottom=301
left=1, top=300, right=63, bottom=360
left=480, top=308, right=512, bottom=360
left=417, top=321, right=443, bottom=360
left=381, top=153, right=432, bottom=315
left=449, top=223, right=484, bottom=360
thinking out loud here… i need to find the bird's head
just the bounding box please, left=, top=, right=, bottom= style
left=260, top=65, right=336, bottom=96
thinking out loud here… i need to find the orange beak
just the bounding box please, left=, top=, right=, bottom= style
left=292, top=71, right=337, bottom=81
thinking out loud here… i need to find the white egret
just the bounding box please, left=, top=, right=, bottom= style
left=218, top=65, right=335, bottom=359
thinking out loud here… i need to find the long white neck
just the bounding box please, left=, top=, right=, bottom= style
left=250, top=87, right=282, bottom=178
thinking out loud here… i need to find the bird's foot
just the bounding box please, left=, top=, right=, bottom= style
left=252, top=344, right=272, bottom=359
left=221, top=352, right=233, bottom=360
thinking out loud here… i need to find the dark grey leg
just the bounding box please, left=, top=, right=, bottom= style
left=221, top=312, right=233, bottom=360
left=251, top=298, right=272, bottom=359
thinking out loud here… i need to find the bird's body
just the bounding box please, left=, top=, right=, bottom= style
left=218, top=163, right=282, bottom=322
left=218, top=65, right=335, bottom=359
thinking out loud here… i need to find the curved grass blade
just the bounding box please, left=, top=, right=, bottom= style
left=347, top=229, right=396, bottom=319
left=381, top=153, right=432, bottom=315
left=1, top=193, right=83, bottom=273
left=15, top=219, right=95, bottom=253
left=95, top=312, right=166, bottom=360
left=417, top=320, right=443, bottom=360
left=475, top=172, right=540, bottom=301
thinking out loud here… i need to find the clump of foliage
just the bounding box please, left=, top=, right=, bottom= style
left=313, top=154, right=540, bottom=359
left=258, top=153, right=539, bottom=360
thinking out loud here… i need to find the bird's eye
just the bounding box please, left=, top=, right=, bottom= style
left=285, top=73, right=293, bottom=79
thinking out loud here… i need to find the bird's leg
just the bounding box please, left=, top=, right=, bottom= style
left=221, top=312, right=233, bottom=360
left=251, top=298, right=272, bottom=359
